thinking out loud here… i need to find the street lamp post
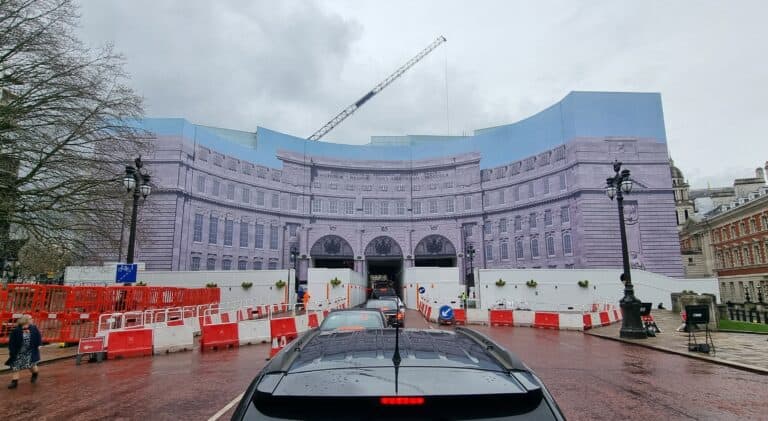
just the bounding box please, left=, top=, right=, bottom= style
left=290, top=245, right=299, bottom=296
left=605, top=160, right=646, bottom=339
left=122, top=157, right=151, bottom=265
left=465, top=244, right=476, bottom=309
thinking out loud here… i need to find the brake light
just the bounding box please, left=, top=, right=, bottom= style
left=396, top=312, right=404, bottom=320
left=380, top=397, right=425, bottom=406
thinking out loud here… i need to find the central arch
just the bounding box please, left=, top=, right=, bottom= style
left=310, top=235, right=354, bottom=269
left=414, top=234, right=457, bottom=267
left=364, top=236, right=404, bottom=297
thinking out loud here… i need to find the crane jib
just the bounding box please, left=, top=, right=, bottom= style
left=354, top=91, right=376, bottom=108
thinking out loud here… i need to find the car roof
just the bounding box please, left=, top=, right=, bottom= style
left=328, top=308, right=384, bottom=313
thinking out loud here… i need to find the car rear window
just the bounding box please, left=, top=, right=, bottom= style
left=320, top=311, right=385, bottom=331
left=365, top=299, right=398, bottom=310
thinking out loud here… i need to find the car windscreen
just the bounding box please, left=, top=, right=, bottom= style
left=365, top=299, right=398, bottom=311
left=320, top=311, right=385, bottom=331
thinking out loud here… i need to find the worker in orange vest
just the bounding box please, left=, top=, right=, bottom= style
left=302, top=290, right=311, bottom=311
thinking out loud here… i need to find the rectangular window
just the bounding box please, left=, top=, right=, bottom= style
left=559, top=172, right=567, bottom=191
left=561, top=206, right=570, bottom=223
left=528, top=183, right=534, bottom=198
left=271, top=193, right=279, bottom=208
left=531, top=238, right=540, bottom=258
left=750, top=219, right=757, bottom=233
left=206, top=258, right=216, bottom=271
left=546, top=235, right=556, bottom=256
left=529, top=213, right=537, bottom=229
left=329, top=199, right=339, bottom=214
left=499, top=218, right=507, bottom=233
left=256, top=191, right=265, bottom=206
left=500, top=242, right=509, bottom=260
left=514, top=216, right=522, bottom=231
left=464, top=225, right=473, bottom=237
left=254, top=224, right=264, bottom=249
left=429, top=199, right=438, bottom=214
left=396, top=184, right=405, bottom=191
left=268, top=261, right=278, bottom=270
left=224, top=219, right=234, bottom=246
left=562, top=232, right=573, bottom=255
left=190, top=256, right=200, bottom=271
left=498, top=189, right=505, bottom=204
left=237, top=260, right=247, bottom=270
left=227, top=184, right=235, bottom=200
left=208, top=216, right=218, bottom=244
left=754, top=244, right=762, bottom=264
left=544, top=209, right=553, bottom=226
left=345, top=200, right=354, bottom=215
left=485, top=243, right=494, bottom=261
left=269, top=225, right=279, bottom=250
left=413, top=201, right=422, bottom=214
left=762, top=215, right=768, bottom=230
left=212, top=180, right=220, bottom=196
left=193, top=214, right=203, bottom=242
left=197, top=175, right=205, bottom=193
left=397, top=201, right=406, bottom=215
left=464, top=196, right=472, bottom=210
left=222, top=259, right=232, bottom=270
left=291, top=195, right=298, bottom=211
left=543, top=178, right=550, bottom=195
left=253, top=260, right=262, bottom=270
left=312, top=199, right=321, bottom=213
left=364, top=201, right=373, bottom=215
left=329, top=183, right=338, bottom=190
left=484, top=222, right=492, bottom=235
left=239, top=222, right=248, bottom=247
left=446, top=198, right=454, bottom=213
left=515, top=239, right=524, bottom=259
left=346, top=184, right=355, bottom=191
left=242, top=188, right=250, bottom=203
left=513, top=186, right=520, bottom=202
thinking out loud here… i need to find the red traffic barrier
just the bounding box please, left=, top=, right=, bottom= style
left=200, top=322, right=239, bottom=352
left=78, top=337, right=106, bottom=354
left=533, top=312, right=560, bottom=329
left=453, top=308, right=466, bottom=325
left=599, top=312, right=611, bottom=326
left=489, top=309, right=513, bottom=326
left=269, top=317, right=298, bottom=358
left=583, top=314, right=593, bottom=330
left=107, top=329, right=153, bottom=359
left=308, top=313, right=319, bottom=328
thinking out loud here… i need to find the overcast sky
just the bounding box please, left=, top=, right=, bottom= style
left=77, top=0, right=768, bottom=189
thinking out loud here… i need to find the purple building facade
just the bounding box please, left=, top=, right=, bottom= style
left=107, top=92, right=684, bottom=284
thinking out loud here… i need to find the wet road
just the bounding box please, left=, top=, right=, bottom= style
left=1, top=310, right=766, bottom=420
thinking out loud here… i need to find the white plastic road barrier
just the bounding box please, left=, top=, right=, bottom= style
left=294, top=314, right=311, bottom=333
left=466, top=309, right=489, bottom=324
left=513, top=310, right=535, bottom=326
left=153, top=321, right=195, bottom=354
left=237, top=319, right=271, bottom=346
left=558, top=313, right=585, bottom=331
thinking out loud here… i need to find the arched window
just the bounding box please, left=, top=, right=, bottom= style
left=562, top=232, right=573, bottom=255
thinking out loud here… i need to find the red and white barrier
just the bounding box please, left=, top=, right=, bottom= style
left=238, top=319, right=271, bottom=346
left=153, top=320, right=194, bottom=354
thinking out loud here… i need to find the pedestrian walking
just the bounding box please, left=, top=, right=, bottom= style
left=5, top=315, right=42, bottom=389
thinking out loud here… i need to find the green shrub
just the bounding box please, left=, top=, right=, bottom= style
left=241, top=282, right=253, bottom=289
left=275, top=280, right=286, bottom=289
left=577, top=280, right=589, bottom=288
left=526, top=279, right=537, bottom=288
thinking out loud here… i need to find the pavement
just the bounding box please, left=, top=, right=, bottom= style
left=586, top=309, right=768, bottom=373
left=1, top=344, right=78, bottom=372
left=0, top=309, right=765, bottom=420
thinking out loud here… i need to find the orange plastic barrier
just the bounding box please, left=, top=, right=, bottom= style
left=599, top=312, right=611, bottom=326
left=308, top=313, right=320, bottom=328
left=269, top=316, right=298, bottom=357
left=533, top=312, right=560, bottom=329
left=583, top=314, right=593, bottom=330
left=489, top=309, right=514, bottom=326
left=453, top=308, right=466, bottom=325
left=200, top=322, right=239, bottom=352
left=107, top=329, right=153, bottom=359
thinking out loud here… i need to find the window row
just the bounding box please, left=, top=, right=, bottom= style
left=488, top=173, right=567, bottom=205
left=485, top=232, right=573, bottom=261
left=717, top=242, right=768, bottom=269
left=715, top=213, right=768, bottom=243
left=196, top=175, right=303, bottom=210
left=193, top=214, right=280, bottom=249
left=189, top=256, right=279, bottom=271
left=483, top=207, right=570, bottom=236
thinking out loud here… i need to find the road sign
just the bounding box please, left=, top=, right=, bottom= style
left=418, top=286, right=426, bottom=294
left=78, top=337, right=105, bottom=354
left=439, top=305, right=454, bottom=320
left=115, top=263, right=138, bottom=283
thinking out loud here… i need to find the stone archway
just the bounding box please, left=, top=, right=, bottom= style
left=310, top=235, right=354, bottom=269
left=364, top=236, right=404, bottom=296
left=414, top=234, right=457, bottom=267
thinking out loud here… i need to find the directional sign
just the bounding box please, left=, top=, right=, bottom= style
left=418, top=286, right=426, bottom=294
left=439, top=305, right=454, bottom=320
left=115, top=263, right=138, bottom=283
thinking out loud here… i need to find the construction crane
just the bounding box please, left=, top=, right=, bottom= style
left=307, top=36, right=447, bottom=141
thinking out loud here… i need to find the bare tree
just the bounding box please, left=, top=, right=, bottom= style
left=0, top=0, right=150, bottom=266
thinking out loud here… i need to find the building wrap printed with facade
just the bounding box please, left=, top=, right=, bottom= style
left=102, top=92, right=684, bottom=282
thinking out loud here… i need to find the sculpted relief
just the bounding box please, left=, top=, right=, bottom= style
left=623, top=202, right=645, bottom=270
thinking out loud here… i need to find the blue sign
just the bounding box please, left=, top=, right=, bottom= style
left=418, top=286, right=426, bottom=294
left=438, top=305, right=454, bottom=320
left=115, top=264, right=138, bottom=283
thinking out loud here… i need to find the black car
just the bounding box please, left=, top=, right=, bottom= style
left=371, top=287, right=397, bottom=299
left=231, top=328, right=565, bottom=420
left=365, top=298, right=404, bottom=327
left=319, top=308, right=387, bottom=331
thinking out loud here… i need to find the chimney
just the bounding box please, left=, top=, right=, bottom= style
left=759, top=165, right=767, bottom=183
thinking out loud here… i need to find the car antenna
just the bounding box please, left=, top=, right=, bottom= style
left=392, top=321, right=402, bottom=395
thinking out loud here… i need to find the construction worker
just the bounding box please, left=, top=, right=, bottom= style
left=302, top=290, right=311, bottom=311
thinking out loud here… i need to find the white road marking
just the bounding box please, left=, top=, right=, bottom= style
left=208, top=392, right=244, bottom=421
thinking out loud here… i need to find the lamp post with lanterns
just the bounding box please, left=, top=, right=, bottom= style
left=122, top=156, right=151, bottom=265
left=290, top=245, right=299, bottom=296
left=605, top=160, right=646, bottom=339
left=464, top=243, right=476, bottom=309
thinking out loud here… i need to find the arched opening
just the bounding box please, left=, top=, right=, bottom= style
left=414, top=234, right=456, bottom=267
left=310, top=235, right=354, bottom=269
left=364, top=236, right=404, bottom=297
